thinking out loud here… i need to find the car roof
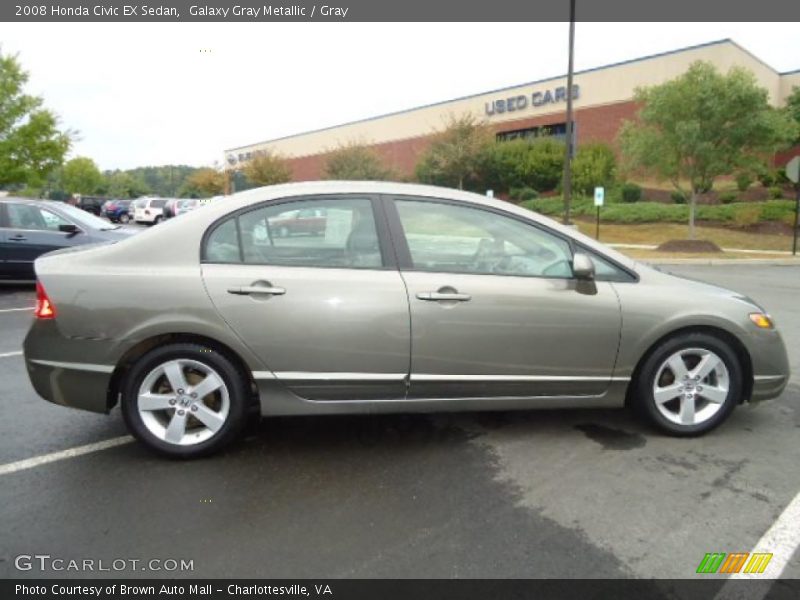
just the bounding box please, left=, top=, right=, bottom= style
left=0, top=197, right=70, bottom=208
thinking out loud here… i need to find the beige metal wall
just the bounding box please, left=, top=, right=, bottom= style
left=227, top=40, right=794, bottom=162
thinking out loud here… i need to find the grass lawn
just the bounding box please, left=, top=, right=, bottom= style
left=575, top=220, right=796, bottom=252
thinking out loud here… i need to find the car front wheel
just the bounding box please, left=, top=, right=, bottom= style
left=121, top=343, right=251, bottom=457
left=119, top=214, right=130, bottom=224
left=634, top=332, right=742, bottom=436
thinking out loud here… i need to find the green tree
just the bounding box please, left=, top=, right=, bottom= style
left=181, top=167, right=225, bottom=197
left=61, top=156, right=103, bottom=195
left=619, top=61, right=798, bottom=238
left=0, top=50, right=72, bottom=188
left=415, top=114, right=494, bottom=190
left=323, top=141, right=393, bottom=180
left=242, top=151, right=293, bottom=186
left=103, top=170, right=151, bottom=198
left=786, top=86, right=800, bottom=143
left=483, top=138, right=565, bottom=195
left=571, top=143, right=617, bottom=196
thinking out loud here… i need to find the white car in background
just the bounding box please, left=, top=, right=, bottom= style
left=133, top=197, right=169, bottom=225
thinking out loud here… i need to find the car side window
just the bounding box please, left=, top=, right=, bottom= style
left=6, top=204, right=67, bottom=231
left=205, top=218, right=241, bottom=263
left=395, top=199, right=574, bottom=278
left=204, top=197, right=384, bottom=269
left=239, top=198, right=382, bottom=268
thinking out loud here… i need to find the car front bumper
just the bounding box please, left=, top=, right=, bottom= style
left=745, top=327, right=790, bottom=403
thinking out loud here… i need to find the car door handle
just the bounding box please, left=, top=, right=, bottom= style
left=227, top=286, right=286, bottom=296
left=9, top=235, right=27, bottom=242
left=417, top=291, right=471, bottom=302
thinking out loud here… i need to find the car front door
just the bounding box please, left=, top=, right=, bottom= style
left=201, top=195, right=411, bottom=400
left=387, top=196, right=623, bottom=399
left=2, top=203, right=84, bottom=281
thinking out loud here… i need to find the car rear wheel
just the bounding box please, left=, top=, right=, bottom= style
left=634, top=332, right=742, bottom=436
left=119, top=214, right=130, bottom=224
left=121, top=343, right=251, bottom=458
left=153, top=216, right=162, bottom=225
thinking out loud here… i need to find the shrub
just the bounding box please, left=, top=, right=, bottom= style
left=732, top=205, right=761, bottom=227
left=781, top=212, right=798, bottom=229
left=483, top=138, right=564, bottom=195
left=509, top=186, right=539, bottom=201
left=671, top=190, right=687, bottom=204
left=718, top=191, right=738, bottom=204
left=735, top=172, right=753, bottom=192
left=768, top=186, right=784, bottom=199
left=759, top=200, right=795, bottom=221
left=620, top=183, right=642, bottom=203
left=571, top=143, right=617, bottom=196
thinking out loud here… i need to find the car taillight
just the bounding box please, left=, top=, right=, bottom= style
left=35, top=281, right=56, bottom=319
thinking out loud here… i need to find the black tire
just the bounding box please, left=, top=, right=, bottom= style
left=153, top=216, right=162, bottom=225
left=121, top=343, right=251, bottom=458
left=119, top=214, right=130, bottom=224
left=633, top=332, right=743, bottom=436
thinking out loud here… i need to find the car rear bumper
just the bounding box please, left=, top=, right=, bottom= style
left=23, top=320, right=115, bottom=414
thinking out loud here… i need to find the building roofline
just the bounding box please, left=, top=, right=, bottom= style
left=225, top=38, right=787, bottom=154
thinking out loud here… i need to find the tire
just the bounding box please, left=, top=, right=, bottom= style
left=633, top=332, right=743, bottom=436
left=121, top=343, right=251, bottom=458
left=119, top=214, right=130, bottom=224
left=153, top=216, right=162, bottom=225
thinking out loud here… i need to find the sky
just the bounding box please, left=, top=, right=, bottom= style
left=2, top=22, right=800, bottom=171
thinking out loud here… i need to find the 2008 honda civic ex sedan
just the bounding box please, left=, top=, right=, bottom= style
left=23, top=181, right=789, bottom=457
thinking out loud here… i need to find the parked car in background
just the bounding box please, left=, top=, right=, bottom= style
left=270, top=207, right=327, bottom=237
left=162, top=198, right=182, bottom=220
left=133, top=197, right=169, bottom=225
left=0, top=198, right=134, bottom=282
left=23, top=181, right=789, bottom=457
left=75, top=196, right=106, bottom=216
left=103, top=199, right=133, bottom=223
left=172, top=198, right=200, bottom=217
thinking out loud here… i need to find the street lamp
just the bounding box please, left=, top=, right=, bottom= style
left=562, top=0, right=576, bottom=225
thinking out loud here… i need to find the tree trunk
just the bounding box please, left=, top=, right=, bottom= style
left=689, top=191, right=697, bottom=240
left=458, top=176, right=463, bottom=190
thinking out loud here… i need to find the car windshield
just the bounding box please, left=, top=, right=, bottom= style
left=55, top=202, right=120, bottom=230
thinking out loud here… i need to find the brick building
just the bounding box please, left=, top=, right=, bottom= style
left=225, top=39, right=800, bottom=180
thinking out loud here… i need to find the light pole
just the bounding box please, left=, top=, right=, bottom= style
left=562, top=0, right=576, bottom=225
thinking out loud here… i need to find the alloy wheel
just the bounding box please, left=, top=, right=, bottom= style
left=137, top=359, right=230, bottom=446
left=652, top=347, right=730, bottom=426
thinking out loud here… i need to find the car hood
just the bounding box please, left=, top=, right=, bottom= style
left=643, top=263, right=765, bottom=311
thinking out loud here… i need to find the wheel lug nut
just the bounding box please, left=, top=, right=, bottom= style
left=191, top=405, right=198, bottom=412
left=190, top=393, right=197, bottom=398
left=696, top=386, right=703, bottom=391
left=177, top=389, right=184, bottom=394
left=178, top=409, right=185, bottom=416
left=169, top=399, right=176, bottom=405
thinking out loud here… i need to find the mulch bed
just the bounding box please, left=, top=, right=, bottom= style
left=656, top=239, right=723, bottom=253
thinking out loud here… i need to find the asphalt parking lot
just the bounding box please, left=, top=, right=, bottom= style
left=0, top=263, right=798, bottom=584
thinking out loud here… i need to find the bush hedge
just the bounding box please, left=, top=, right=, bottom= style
left=521, top=197, right=796, bottom=225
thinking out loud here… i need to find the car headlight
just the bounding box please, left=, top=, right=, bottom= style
left=749, top=313, right=775, bottom=329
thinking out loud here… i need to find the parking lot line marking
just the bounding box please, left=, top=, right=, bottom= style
left=0, top=436, right=134, bottom=476
left=714, top=489, right=800, bottom=598
left=0, top=307, right=33, bottom=313
left=0, top=351, right=23, bottom=358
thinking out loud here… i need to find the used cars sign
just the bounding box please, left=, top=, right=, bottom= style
left=485, top=85, right=581, bottom=116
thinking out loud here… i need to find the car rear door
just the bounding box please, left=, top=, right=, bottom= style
left=386, top=196, right=623, bottom=400
left=201, top=194, right=411, bottom=400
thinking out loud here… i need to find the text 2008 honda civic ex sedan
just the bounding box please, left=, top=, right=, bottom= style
left=24, top=182, right=789, bottom=457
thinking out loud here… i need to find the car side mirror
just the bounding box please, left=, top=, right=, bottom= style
left=572, top=252, right=595, bottom=281
left=59, top=223, right=81, bottom=237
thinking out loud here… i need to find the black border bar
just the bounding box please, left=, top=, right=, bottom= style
left=4, top=0, right=800, bottom=22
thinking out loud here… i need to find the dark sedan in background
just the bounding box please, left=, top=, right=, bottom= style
left=0, top=197, right=134, bottom=282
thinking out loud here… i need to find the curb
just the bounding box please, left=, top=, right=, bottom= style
left=642, top=258, right=800, bottom=266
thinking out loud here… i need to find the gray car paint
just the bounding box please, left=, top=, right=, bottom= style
left=22, top=181, right=790, bottom=417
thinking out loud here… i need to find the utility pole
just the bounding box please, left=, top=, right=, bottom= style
left=562, top=0, right=576, bottom=225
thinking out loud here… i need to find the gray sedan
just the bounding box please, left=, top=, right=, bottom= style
left=23, top=182, right=789, bottom=457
